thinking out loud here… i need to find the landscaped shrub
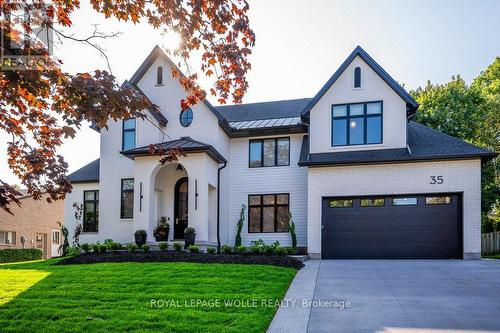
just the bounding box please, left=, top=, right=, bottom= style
left=288, top=212, right=297, bottom=252
left=235, top=204, right=245, bottom=247
left=158, top=242, right=168, bottom=251
left=104, top=239, right=122, bottom=251
left=264, top=245, right=274, bottom=255
left=142, top=244, right=150, bottom=253
left=250, top=239, right=265, bottom=254
left=92, top=243, right=100, bottom=253
left=235, top=245, right=246, bottom=254
left=188, top=245, right=199, bottom=253
left=99, top=244, right=108, bottom=254
left=274, top=247, right=287, bottom=256
left=206, top=247, right=216, bottom=254
left=80, top=243, right=91, bottom=253
left=222, top=245, right=232, bottom=254
left=173, top=242, right=183, bottom=251
left=127, top=243, right=137, bottom=253
left=67, top=246, right=81, bottom=256
left=0, top=248, right=43, bottom=263
left=285, top=247, right=295, bottom=255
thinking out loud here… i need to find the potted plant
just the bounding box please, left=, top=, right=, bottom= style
left=134, top=230, right=147, bottom=247
left=184, top=227, right=196, bottom=248
left=153, top=216, right=170, bottom=242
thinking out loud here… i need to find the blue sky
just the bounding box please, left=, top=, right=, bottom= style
left=1, top=0, right=499, bottom=185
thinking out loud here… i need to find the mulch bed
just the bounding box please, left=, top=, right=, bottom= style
left=56, top=251, right=304, bottom=270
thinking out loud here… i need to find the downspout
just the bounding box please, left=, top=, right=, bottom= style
left=217, top=161, right=227, bottom=253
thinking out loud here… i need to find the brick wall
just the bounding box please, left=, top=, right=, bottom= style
left=0, top=194, right=64, bottom=258
left=307, top=159, right=482, bottom=259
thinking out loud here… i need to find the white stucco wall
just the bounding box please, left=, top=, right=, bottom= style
left=227, top=134, right=308, bottom=248
left=308, top=55, right=408, bottom=154
left=307, top=159, right=482, bottom=259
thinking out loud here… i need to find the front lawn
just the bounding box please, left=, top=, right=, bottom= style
left=0, top=259, right=296, bottom=332
left=482, top=254, right=500, bottom=259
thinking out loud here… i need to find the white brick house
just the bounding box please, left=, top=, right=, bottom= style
left=64, top=46, right=496, bottom=259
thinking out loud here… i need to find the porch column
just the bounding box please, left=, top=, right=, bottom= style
left=133, top=157, right=160, bottom=242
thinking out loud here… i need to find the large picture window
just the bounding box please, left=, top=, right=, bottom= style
left=122, top=118, right=136, bottom=151
left=249, top=137, right=290, bottom=168
left=331, top=101, right=382, bottom=146
left=120, top=179, right=134, bottom=219
left=83, top=190, right=99, bottom=232
left=248, top=194, right=289, bottom=233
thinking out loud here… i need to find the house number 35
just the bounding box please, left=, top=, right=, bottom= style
left=429, top=176, right=444, bottom=184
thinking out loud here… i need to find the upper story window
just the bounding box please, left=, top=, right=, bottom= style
left=83, top=190, right=99, bottom=232
left=249, top=137, right=290, bottom=168
left=353, top=66, right=361, bottom=88
left=122, top=118, right=136, bottom=151
left=331, top=101, right=382, bottom=146
left=180, top=108, right=193, bottom=127
left=156, top=66, right=163, bottom=85
left=121, top=178, right=134, bottom=219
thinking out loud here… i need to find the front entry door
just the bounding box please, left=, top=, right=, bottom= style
left=174, top=177, right=188, bottom=239
left=35, top=233, right=47, bottom=259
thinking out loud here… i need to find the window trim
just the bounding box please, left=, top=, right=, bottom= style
left=331, top=101, right=383, bottom=147
left=121, top=118, right=136, bottom=151
left=83, top=190, right=99, bottom=233
left=179, top=108, right=193, bottom=127
left=248, top=137, right=290, bottom=168
left=120, top=178, right=134, bottom=219
left=247, top=193, right=290, bottom=233
left=353, top=66, right=362, bottom=89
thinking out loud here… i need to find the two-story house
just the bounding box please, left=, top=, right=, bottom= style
left=65, top=46, right=496, bottom=259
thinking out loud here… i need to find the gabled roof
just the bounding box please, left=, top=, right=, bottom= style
left=68, top=159, right=100, bottom=183
left=298, top=122, right=497, bottom=167
left=301, top=46, right=419, bottom=119
left=121, top=137, right=227, bottom=163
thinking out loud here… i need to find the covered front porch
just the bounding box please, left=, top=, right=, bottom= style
left=121, top=137, right=227, bottom=245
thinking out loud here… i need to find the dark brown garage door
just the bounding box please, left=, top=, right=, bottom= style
left=322, top=194, right=462, bottom=259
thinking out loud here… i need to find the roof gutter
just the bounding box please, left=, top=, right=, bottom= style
left=217, top=161, right=227, bottom=253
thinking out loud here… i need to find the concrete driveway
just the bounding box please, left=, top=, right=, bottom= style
left=269, top=260, right=500, bottom=333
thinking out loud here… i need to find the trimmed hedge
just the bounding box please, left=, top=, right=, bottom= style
left=0, top=248, right=43, bottom=263
left=57, top=251, right=304, bottom=270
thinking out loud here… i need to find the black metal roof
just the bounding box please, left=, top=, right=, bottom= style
left=301, top=46, right=419, bottom=119
left=68, top=158, right=100, bottom=183
left=121, top=136, right=227, bottom=163
left=298, top=122, right=497, bottom=167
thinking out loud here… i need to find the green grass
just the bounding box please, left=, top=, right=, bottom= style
left=0, top=259, right=296, bottom=332
left=482, top=254, right=500, bottom=259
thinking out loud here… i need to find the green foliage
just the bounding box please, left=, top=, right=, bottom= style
left=91, top=243, right=100, bottom=253
left=285, top=247, right=295, bottom=255
left=250, top=239, right=266, bottom=254
left=173, top=242, right=183, bottom=251
left=80, top=243, right=91, bottom=253
left=206, top=247, right=216, bottom=254
left=235, top=204, right=245, bottom=247
left=235, top=245, right=246, bottom=253
left=188, top=245, right=199, bottom=253
left=67, top=246, right=81, bottom=256
left=264, top=245, right=274, bottom=255
left=104, top=239, right=122, bottom=251
left=158, top=242, right=168, bottom=251
left=273, top=247, right=287, bottom=256
left=127, top=243, right=137, bottom=253
left=288, top=212, right=297, bottom=251
left=141, top=245, right=150, bottom=253
left=222, top=245, right=233, bottom=254
left=99, top=244, right=108, bottom=254
left=184, top=227, right=196, bottom=234
left=0, top=249, right=43, bottom=263
left=411, top=62, right=500, bottom=217
left=58, top=222, right=69, bottom=256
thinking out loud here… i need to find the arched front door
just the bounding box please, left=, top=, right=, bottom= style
left=174, top=177, right=188, bottom=239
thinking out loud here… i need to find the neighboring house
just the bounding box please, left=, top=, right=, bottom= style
left=0, top=193, right=64, bottom=258
left=65, top=45, right=497, bottom=260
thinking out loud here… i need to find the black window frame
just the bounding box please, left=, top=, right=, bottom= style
left=156, top=66, right=163, bottom=85
left=248, top=193, right=290, bottom=233
left=354, top=66, right=361, bottom=88
left=179, top=108, right=193, bottom=127
left=120, top=178, right=134, bottom=219
left=122, top=118, right=136, bottom=151
left=331, top=101, right=383, bottom=147
left=83, top=190, right=99, bottom=233
left=248, top=137, right=290, bottom=168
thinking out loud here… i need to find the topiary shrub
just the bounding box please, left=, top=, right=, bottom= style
left=206, top=247, right=216, bottom=254
left=142, top=244, right=150, bottom=253
left=0, top=249, right=43, bottom=263
left=173, top=242, right=183, bottom=251
left=80, top=243, right=91, bottom=253
left=235, top=245, right=246, bottom=254
left=127, top=243, right=137, bottom=253
left=235, top=204, right=245, bottom=247
left=288, top=212, right=297, bottom=252
left=222, top=245, right=232, bottom=254
left=188, top=245, right=199, bottom=253
left=158, top=242, right=168, bottom=251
